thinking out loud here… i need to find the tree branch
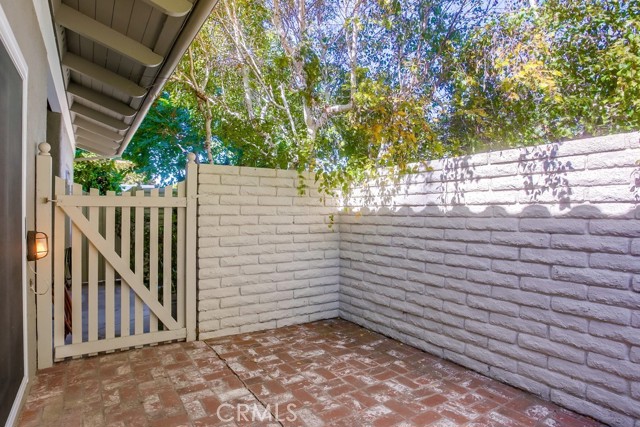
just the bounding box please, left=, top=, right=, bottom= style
left=280, top=83, right=298, bottom=137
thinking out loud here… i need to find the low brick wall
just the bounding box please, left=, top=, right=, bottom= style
left=197, top=165, right=340, bottom=339
left=338, top=133, right=640, bottom=427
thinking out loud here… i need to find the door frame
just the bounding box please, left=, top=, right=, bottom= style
left=0, top=3, right=30, bottom=426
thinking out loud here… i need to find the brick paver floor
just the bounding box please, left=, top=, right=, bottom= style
left=18, top=319, right=605, bottom=426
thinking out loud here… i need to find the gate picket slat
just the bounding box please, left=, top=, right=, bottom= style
left=53, top=178, right=66, bottom=349
left=149, top=189, right=159, bottom=332
left=52, top=160, right=194, bottom=359
left=105, top=191, right=116, bottom=340
left=177, top=182, right=186, bottom=328
left=60, top=205, right=179, bottom=329
left=163, top=187, right=172, bottom=327
left=56, top=195, right=186, bottom=207
left=56, top=329, right=187, bottom=359
left=135, top=191, right=144, bottom=336
left=121, top=192, right=131, bottom=338
left=71, top=183, right=83, bottom=344
left=88, top=188, right=99, bottom=344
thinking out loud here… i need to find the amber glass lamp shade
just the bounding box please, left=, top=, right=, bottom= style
left=27, top=231, right=49, bottom=261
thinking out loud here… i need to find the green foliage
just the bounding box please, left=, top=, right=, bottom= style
left=446, top=0, right=640, bottom=151
left=193, top=0, right=486, bottom=184
left=122, top=189, right=178, bottom=296
left=73, top=150, right=136, bottom=194
left=123, top=92, right=236, bottom=186
left=125, top=0, right=639, bottom=194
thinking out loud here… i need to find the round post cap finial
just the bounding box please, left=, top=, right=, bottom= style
left=187, top=152, right=197, bottom=164
left=38, top=142, right=52, bottom=155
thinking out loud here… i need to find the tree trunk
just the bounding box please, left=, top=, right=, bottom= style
left=225, top=0, right=255, bottom=121
left=202, top=103, right=214, bottom=163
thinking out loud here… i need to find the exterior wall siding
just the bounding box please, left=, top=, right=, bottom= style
left=0, top=0, right=76, bottom=421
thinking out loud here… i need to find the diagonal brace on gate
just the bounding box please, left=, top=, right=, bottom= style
left=60, top=204, right=180, bottom=330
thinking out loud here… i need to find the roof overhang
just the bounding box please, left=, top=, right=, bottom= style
left=48, top=0, right=217, bottom=157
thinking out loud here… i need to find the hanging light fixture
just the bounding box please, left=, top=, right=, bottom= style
left=27, top=231, right=49, bottom=261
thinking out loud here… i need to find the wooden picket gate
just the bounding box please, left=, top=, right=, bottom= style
left=35, top=145, right=197, bottom=367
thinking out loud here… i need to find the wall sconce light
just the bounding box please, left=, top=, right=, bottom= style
left=27, top=231, right=49, bottom=261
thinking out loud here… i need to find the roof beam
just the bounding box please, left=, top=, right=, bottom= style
left=140, top=0, right=193, bottom=17
left=115, top=0, right=219, bottom=155
left=76, top=139, right=118, bottom=156
left=76, top=128, right=121, bottom=149
left=68, top=83, right=136, bottom=118
left=71, top=103, right=130, bottom=132
left=74, top=117, right=124, bottom=142
left=75, top=155, right=122, bottom=162
left=62, top=53, right=147, bottom=98
left=76, top=136, right=120, bottom=152
left=56, top=4, right=164, bottom=67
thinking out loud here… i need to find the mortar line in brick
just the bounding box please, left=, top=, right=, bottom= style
left=206, top=342, right=286, bottom=426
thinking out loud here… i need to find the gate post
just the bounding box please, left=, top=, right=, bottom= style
left=35, top=143, right=53, bottom=369
left=185, top=153, right=198, bottom=341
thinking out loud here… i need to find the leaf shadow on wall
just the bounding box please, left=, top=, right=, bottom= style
left=344, top=140, right=640, bottom=218
left=437, top=156, right=479, bottom=207
left=519, top=143, right=574, bottom=210
left=630, top=165, right=640, bottom=202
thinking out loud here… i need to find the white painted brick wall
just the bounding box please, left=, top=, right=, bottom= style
left=197, top=166, right=340, bottom=340
left=339, top=132, right=640, bottom=427
left=195, top=133, right=640, bottom=427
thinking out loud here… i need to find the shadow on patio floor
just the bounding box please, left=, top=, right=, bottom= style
left=18, top=319, right=604, bottom=427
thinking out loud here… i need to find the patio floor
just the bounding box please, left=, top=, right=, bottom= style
left=17, top=319, right=604, bottom=427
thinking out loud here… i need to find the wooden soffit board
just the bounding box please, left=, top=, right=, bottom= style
left=52, top=0, right=217, bottom=157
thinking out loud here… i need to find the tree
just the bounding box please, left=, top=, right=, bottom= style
left=123, top=92, right=235, bottom=186
left=169, top=21, right=220, bottom=163
left=130, top=0, right=639, bottom=191
left=268, top=0, right=362, bottom=141
left=445, top=0, right=640, bottom=150
left=165, top=0, right=506, bottom=188
left=73, top=150, right=138, bottom=194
